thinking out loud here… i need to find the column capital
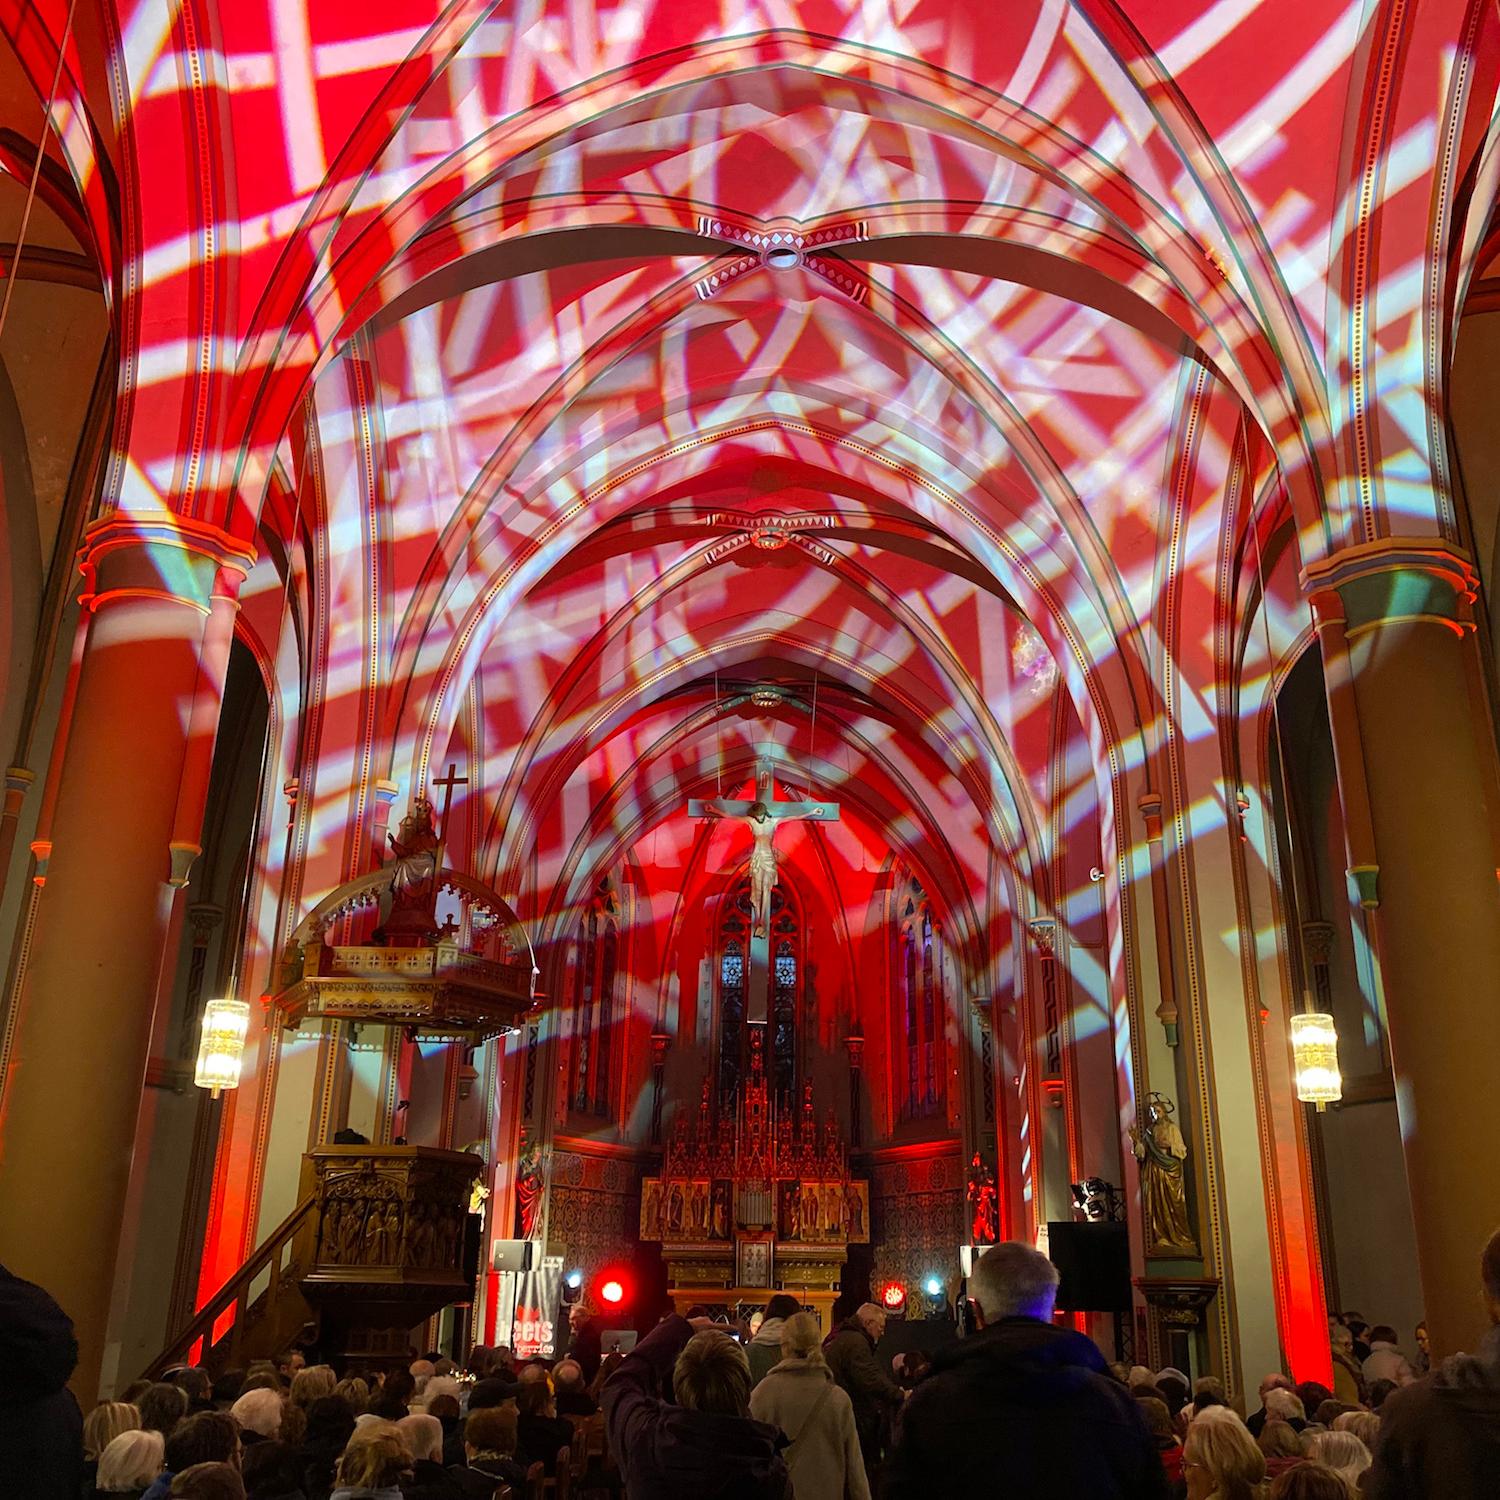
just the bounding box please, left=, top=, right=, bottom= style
left=1302, top=538, right=1478, bottom=640
left=78, top=512, right=257, bottom=616
left=1300, top=919, right=1336, bottom=965
left=1026, top=917, right=1057, bottom=960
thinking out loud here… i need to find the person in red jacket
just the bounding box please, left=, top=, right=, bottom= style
left=1365, top=1226, right=1500, bottom=1500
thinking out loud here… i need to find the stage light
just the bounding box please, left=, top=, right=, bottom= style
left=924, top=1275, right=942, bottom=1296
left=566, top=1268, right=583, bottom=1289
left=194, top=999, right=250, bottom=1098
left=600, top=1278, right=625, bottom=1306
left=880, top=1281, right=906, bottom=1316
left=1291, top=1012, right=1342, bottom=1110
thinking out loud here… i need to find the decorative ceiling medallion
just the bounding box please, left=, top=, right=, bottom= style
left=750, top=689, right=783, bottom=707
left=750, top=528, right=789, bottom=550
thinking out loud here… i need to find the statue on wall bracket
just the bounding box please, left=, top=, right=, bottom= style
left=1130, top=1092, right=1198, bottom=1256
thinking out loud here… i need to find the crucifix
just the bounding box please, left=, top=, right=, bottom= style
left=689, top=756, right=840, bottom=1024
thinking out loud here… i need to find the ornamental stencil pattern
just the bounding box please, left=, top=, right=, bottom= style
left=549, top=1149, right=641, bottom=1285
left=870, top=1149, right=964, bottom=1302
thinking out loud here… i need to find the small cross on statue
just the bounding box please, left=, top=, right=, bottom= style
left=689, top=755, right=840, bottom=1024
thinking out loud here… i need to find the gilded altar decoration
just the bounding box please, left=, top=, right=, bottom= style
left=966, top=1151, right=999, bottom=1245
left=639, top=1030, right=869, bottom=1293
left=1130, top=1092, right=1198, bottom=1256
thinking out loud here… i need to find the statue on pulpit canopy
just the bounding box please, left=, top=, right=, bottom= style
left=381, top=799, right=440, bottom=941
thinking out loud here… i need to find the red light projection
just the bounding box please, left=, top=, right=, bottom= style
left=4, top=0, right=1494, bottom=1392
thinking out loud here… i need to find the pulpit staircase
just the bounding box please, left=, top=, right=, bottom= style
left=140, top=1145, right=481, bottom=1380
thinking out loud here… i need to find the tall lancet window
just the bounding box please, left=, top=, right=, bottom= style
left=571, top=877, right=620, bottom=1118
left=897, top=880, right=943, bottom=1122
left=717, top=876, right=799, bottom=1111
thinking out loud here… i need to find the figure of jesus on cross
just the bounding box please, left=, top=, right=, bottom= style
left=689, top=756, right=840, bottom=1023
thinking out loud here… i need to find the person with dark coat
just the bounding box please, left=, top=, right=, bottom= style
left=515, top=1379, right=573, bottom=1475
left=447, top=1407, right=528, bottom=1500
left=884, top=1242, right=1166, bottom=1500
left=602, top=1313, right=790, bottom=1500
left=1365, top=1227, right=1500, bottom=1500
left=823, top=1304, right=902, bottom=1471
left=0, top=1263, right=84, bottom=1500
left=566, top=1304, right=604, bottom=1384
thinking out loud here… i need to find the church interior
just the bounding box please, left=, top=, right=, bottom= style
left=3, top=0, right=1500, bottom=1424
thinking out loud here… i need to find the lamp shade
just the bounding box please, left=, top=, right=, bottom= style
left=1291, top=1011, right=1342, bottom=1107
left=195, top=999, right=251, bottom=1096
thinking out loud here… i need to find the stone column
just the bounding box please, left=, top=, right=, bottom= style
left=0, top=514, right=253, bottom=1397
left=1305, top=539, right=1500, bottom=1357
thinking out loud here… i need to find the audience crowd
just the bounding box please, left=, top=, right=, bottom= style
left=5, top=1222, right=1498, bottom=1500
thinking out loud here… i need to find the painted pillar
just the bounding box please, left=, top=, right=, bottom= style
left=0, top=515, right=253, bottom=1397
left=1307, top=540, right=1500, bottom=1358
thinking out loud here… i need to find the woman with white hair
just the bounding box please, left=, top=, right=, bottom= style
left=94, top=1428, right=165, bottom=1497
left=1306, top=1429, right=1372, bottom=1493
left=749, top=1311, right=870, bottom=1500
left=228, top=1387, right=283, bottom=1444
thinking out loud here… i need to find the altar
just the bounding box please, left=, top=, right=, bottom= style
left=639, top=1028, right=868, bottom=1321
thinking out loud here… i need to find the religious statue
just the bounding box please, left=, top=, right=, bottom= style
left=514, top=1130, right=546, bottom=1241
left=1129, top=1092, right=1198, bottom=1255
left=966, top=1151, right=1000, bottom=1245
left=381, top=798, right=441, bottom=940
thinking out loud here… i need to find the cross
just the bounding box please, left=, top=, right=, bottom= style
left=689, top=756, right=840, bottom=1025
left=431, top=761, right=468, bottom=833
left=430, top=761, right=468, bottom=870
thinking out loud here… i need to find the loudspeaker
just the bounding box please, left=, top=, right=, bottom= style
left=1046, top=1221, right=1130, bottom=1312
left=491, top=1238, right=536, bottom=1273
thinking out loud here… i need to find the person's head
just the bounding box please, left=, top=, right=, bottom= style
left=852, top=1302, right=889, bottom=1341
left=416, top=1374, right=461, bottom=1410
left=120, top=1379, right=154, bottom=1406
left=1368, top=1324, right=1399, bottom=1347
left=427, top=1394, right=461, bottom=1426
left=1414, top=1320, right=1429, bottom=1354
left=1268, top=1464, right=1350, bottom=1500
left=1294, top=1380, right=1333, bottom=1415
left=166, top=1411, right=242, bottom=1473
left=1307, top=1429, right=1372, bottom=1487
left=967, top=1242, right=1060, bottom=1325
left=432, top=1357, right=455, bottom=1378
left=170, top=1462, right=246, bottom=1500
left=517, top=1360, right=550, bottom=1387
left=673, top=1329, right=752, bottom=1416
left=275, top=1350, right=305, bottom=1379
left=409, top=1358, right=436, bottom=1382
left=467, top=1377, right=515, bottom=1411
left=396, top=1412, right=443, bottom=1463
left=1156, top=1370, right=1190, bottom=1415
left=289, top=1365, right=336, bottom=1409
left=464, top=1404, right=518, bottom=1460
left=1134, top=1395, right=1177, bottom=1450
left=212, top=1370, right=246, bottom=1408
left=140, top=1381, right=191, bottom=1437
left=382, top=1370, right=417, bottom=1403
left=552, top=1358, right=585, bottom=1391
left=229, top=1388, right=283, bottom=1441
left=1332, top=1408, right=1379, bottom=1447
left=303, top=1393, right=356, bottom=1447
left=1330, top=1322, right=1354, bottom=1352
left=569, top=1302, right=595, bottom=1333
left=779, top=1311, right=827, bottom=1366
left=85, top=1401, right=142, bottom=1459
left=1258, top=1419, right=1304, bottom=1459
left=1193, top=1375, right=1228, bottom=1403
left=97, top=1428, right=165, bottom=1492
left=1183, top=1414, right=1266, bottom=1500
left=334, top=1424, right=411, bottom=1489
left=171, top=1368, right=213, bottom=1406
left=516, top=1379, right=554, bottom=1418
left=1484, top=1226, right=1500, bottom=1323
left=1264, top=1387, right=1305, bottom=1424
left=332, top=1377, right=368, bottom=1410
left=1259, top=1372, right=1295, bottom=1401
left=763, top=1293, right=801, bottom=1324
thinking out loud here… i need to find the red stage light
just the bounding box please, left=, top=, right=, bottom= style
left=600, top=1278, right=625, bottom=1305
left=881, top=1281, right=906, bottom=1311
